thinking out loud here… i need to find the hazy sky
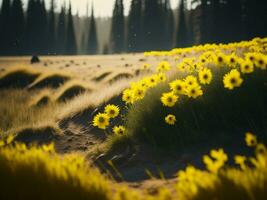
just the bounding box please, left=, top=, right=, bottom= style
left=1, top=0, right=179, bottom=17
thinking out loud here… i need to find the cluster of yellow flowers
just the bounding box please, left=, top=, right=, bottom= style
left=93, top=104, right=126, bottom=135
left=1, top=132, right=266, bottom=200
left=93, top=38, right=267, bottom=131
left=176, top=132, right=267, bottom=200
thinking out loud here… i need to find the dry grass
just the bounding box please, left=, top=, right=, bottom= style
left=107, top=72, right=134, bottom=84
left=53, top=80, right=93, bottom=102
left=0, top=66, right=40, bottom=89
left=29, top=89, right=53, bottom=107
left=28, top=71, right=73, bottom=89
left=0, top=89, right=62, bottom=133
left=92, top=71, right=113, bottom=82
left=57, top=79, right=132, bottom=120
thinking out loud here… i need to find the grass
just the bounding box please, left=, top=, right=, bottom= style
left=0, top=89, right=61, bottom=133
left=0, top=67, right=40, bottom=89
left=53, top=80, right=93, bottom=102
left=28, top=71, right=72, bottom=89
left=92, top=71, right=113, bottom=82
left=107, top=72, right=134, bottom=84
left=108, top=66, right=267, bottom=152
left=29, top=89, right=53, bottom=107
left=57, top=79, right=132, bottom=121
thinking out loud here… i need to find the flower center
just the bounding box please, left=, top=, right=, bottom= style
left=230, top=78, right=237, bottom=84
left=99, top=117, right=105, bottom=123
left=167, top=97, right=173, bottom=102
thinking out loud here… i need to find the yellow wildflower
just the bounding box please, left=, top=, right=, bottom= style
left=223, top=69, right=243, bottom=90
left=165, top=114, right=176, bottom=125
left=161, top=92, right=178, bottom=107
left=104, top=104, right=120, bottom=118
left=93, top=113, right=110, bottom=129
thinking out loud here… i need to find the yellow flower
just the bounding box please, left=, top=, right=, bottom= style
left=161, top=92, right=178, bottom=107
left=113, top=126, right=126, bottom=135
left=240, top=60, right=254, bottom=74
left=210, top=148, right=228, bottom=163
left=177, top=63, right=188, bottom=72
left=156, top=61, right=171, bottom=72
left=104, top=104, right=120, bottom=118
left=203, top=155, right=221, bottom=174
left=255, top=54, right=267, bottom=70
left=198, top=68, right=213, bottom=85
left=122, top=89, right=133, bottom=104
left=223, top=69, right=243, bottom=90
left=169, top=79, right=186, bottom=94
left=213, top=53, right=226, bottom=66
left=245, top=52, right=257, bottom=63
left=165, top=114, right=176, bottom=125
left=157, top=73, right=167, bottom=82
left=245, top=132, right=257, bottom=147
left=133, top=86, right=146, bottom=100
left=93, top=113, right=110, bottom=129
left=184, top=75, right=198, bottom=86
left=227, top=53, right=239, bottom=67
left=234, top=155, right=247, bottom=170
left=256, top=143, right=267, bottom=155
left=203, top=149, right=228, bottom=174
left=147, top=75, right=158, bottom=87
left=186, top=85, right=203, bottom=99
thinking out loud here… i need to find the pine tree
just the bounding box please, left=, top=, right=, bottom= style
left=143, top=0, right=163, bottom=50
left=48, top=0, right=56, bottom=54
left=176, top=0, right=188, bottom=47
left=110, top=0, right=125, bottom=53
left=127, top=0, right=143, bottom=52
left=9, top=0, right=24, bottom=55
left=0, top=0, right=11, bottom=55
left=243, top=0, right=267, bottom=39
left=87, top=7, right=98, bottom=54
left=65, top=3, right=77, bottom=55
left=39, top=0, right=48, bottom=54
left=25, top=0, right=46, bottom=54
left=57, top=5, right=66, bottom=55
left=163, top=0, right=174, bottom=49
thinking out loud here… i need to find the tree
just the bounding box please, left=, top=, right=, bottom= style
left=25, top=0, right=47, bottom=55
left=57, top=5, right=66, bottom=54
left=176, top=0, right=188, bottom=47
left=65, top=3, right=77, bottom=55
left=0, top=0, right=11, bottom=55
left=143, top=0, right=163, bottom=51
left=48, top=0, right=56, bottom=54
left=127, top=0, right=143, bottom=52
left=9, top=0, right=24, bottom=55
left=87, top=7, right=98, bottom=54
left=39, top=0, right=48, bottom=54
left=163, top=0, right=174, bottom=49
left=243, top=0, right=267, bottom=39
left=110, top=0, right=125, bottom=53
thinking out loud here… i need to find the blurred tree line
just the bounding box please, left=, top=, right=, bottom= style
left=0, top=0, right=266, bottom=56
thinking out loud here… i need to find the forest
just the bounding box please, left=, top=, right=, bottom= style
left=0, top=0, right=266, bottom=56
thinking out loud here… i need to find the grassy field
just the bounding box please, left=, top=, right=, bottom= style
left=0, top=38, right=267, bottom=199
